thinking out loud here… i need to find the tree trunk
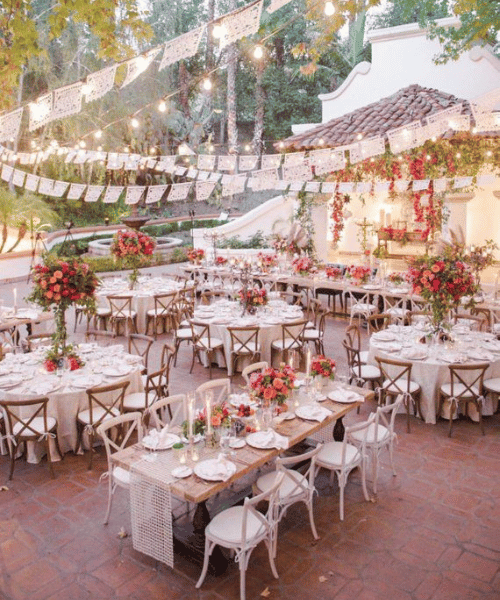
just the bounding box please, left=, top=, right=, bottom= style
left=252, top=60, right=265, bottom=156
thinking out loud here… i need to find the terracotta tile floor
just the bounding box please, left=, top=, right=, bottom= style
left=1, top=279, right=500, bottom=599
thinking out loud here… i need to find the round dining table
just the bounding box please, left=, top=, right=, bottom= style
left=368, top=324, right=500, bottom=424
left=0, top=343, right=144, bottom=462
left=192, top=298, right=304, bottom=375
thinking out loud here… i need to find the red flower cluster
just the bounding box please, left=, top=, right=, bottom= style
left=311, top=355, right=336, bottom=379
left=239, top=287, right=267, bottom=307
left=198, top=402, right=231, bottom=429
left=257, top=253, right=278, bottom=269
left=325, top=266, right=343, bottom=280
left=345, top=265, right=371, bottom=284
left=249, top=365, right=296, bottom=405
left=186, top=247, right=205, bottom=262
left=388, top=271, right=410, bottom=285
left=380, top=226, right=409, bottom=243
left=215, top=256, right=227, bottom=265
left=292, top=256, right=315, bottom=275
left=111, top=230, right=155, bottom=259
left=44, top=355, right=82, bottom=372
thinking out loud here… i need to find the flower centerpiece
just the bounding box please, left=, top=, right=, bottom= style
left=239, top=287, right=267, bottom=314
left=44, top=347, right=84, bottom=372
left=464, top=239, right=498, bottom=288
left=387, top=271, right=409, bottom=286
left=407, top=244, right=479, bottom=334
left=345, top=265, right=371, bottom=285
left=379, top=226, right=410, bottom=245
left=27, top=254, right=99, bottom=370
left=110, top=229, right=155, bottom=289
left=311, top=355, right=336, bottom=380
left=257, top=252, right=278, bottom=272
left=292, top=256, right=316, bottom=276
left=182, top=402, right=231, bottom=437
left=325, top=266, right=343, bottom=280
left=215, top=255, right=228, bottom=266
left=249, top=364, right=296, bottom=407
left=186, top=247, right=205, bottom=264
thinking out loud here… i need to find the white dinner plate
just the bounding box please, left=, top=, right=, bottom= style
left=363, top=284, right=381, bottom=290
left=229, top=438, right=246, bottom=449
left=279, top=412, right=296, bottom=421
left=372, top=331, right=396, bottom=342
left=194, top=459, right=237, bottom=481
left=102, top=364, right=133, bottom=377
left=401, top=348, right=428, bottom=361
left=71, top=374, right=103, bottom=389
left=295, top=405, right=331, bottom=421
left=0, top=374, right=24, bottom=388
left=245, top=431, right=282, bottom=450
left=171, top=466, right=193, bottom=479
left=142, top=432, right=181, bottom=451
left=327, top=390, right=363, bottom=404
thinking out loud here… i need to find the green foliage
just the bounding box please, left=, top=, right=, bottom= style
left=217, top=230, right=268, bottom=249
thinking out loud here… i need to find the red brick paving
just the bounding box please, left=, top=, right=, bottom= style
left=1, top=298, right=499, bottom=600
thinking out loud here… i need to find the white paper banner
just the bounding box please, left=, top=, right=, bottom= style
left=197, top=170, right=210, bottom=181
left=218, top=155, right=237, bottom=171
left=145, top=185, right=168, bottom=204
left=267, top=0, right=294, bottom=12
left=356, top=181, right=372, bottom=194
left=121, top=48, right=161, bottom=88
left=275, top=180, right=290, bottom=190
left=261, top=154, right=281, bottom=169
left=158, top=26, right=205, bottom=71
left=1, top=164, right=13, bottom=182
left=387, top=120, right=422, bottom=153
left=338, top=182, right=354, bottom=193
left=360, top=137, right=386, bottom=159
left=64, top=150, right=78, bottom=164
left=195, top=181, right=216, bottom=201
left=84, top=64, right=118, bottom=102
left=413, top=179, right=430, bottom=191
left=52, top=82, right=83, bottom=121
left=447, top=114, right=470, bottom=131
left=218, top=0, right=263, bottom=50
left=85, top=185, right=104, bottom=203
left=103, top=186, right=124, bottom=204
left=51, top=181, right=69, bottom=197
left=394, top=179, right=409, bottom=193
left=38, top=177, right=55, bottom=196
left=156, top=156, right=176, bottom=172
left=374, top=181, right=391, bottom=194
left=471, top=88, right=500, bottom=114
left=19, top=152, right=30, bottom=165
left=304, top=182, right=321, bottom=193
left=249, top=168, right=279, bottom=191
left=167, top=182, right=191, bottom=201
left=238, top=155, right=258, bottom=171
left=453, top=176, right=473, bottom=189
left=477, top=174, right=496, bottom=186
left=283, top=152, right=305, bottom=167
left=174, top=166, right=187, bottom=176
left=208, top=172, right=222, bottom=182
left=425, top=104, right=463, bottom=136
left=125, top=186, right=146, bottom=205
left=321, top=182, right=336, bottom=194
left=186, top=168, right=198, bottom=179
left=474, top=113, right=500, bottom=132
left=25, top=174, right=40, bottom=191
left=433, top=178, right=448, bottom=192
left=125, top=155, right=141, bottom=170
left=349, top=145, right=363, bottom=164
left=289, top=181, right=305, bottom=192
left=282, top=163, right=311, bottom=181
left=74, top=150, right=89, bottom=164
left=12, top=169, right=26, bottom=187
left=29, top=92, right=53, bottom=131
left=0, top=108, right=23, bottom=142
left=67, top=183, right=86, bottom=200
left=197, top=154, right=216, bottom=171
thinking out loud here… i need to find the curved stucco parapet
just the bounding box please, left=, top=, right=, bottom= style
left=469, top=46, right=500, bottom=72
left=318, top=61, right=371, bottom=104
left=192, top=195, right=297, bottom=250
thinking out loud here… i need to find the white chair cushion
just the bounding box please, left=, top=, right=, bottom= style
left=359, top=364, right=381, bottom=380
left=359, top=350, right=369, bottom=364
left=350, top=422, right=390, bottom=445
left=96, top=307, right=111, bottom=316
left=77, top=406, right=120, bottom=425
left=111, top=309, right=137, bottom=318
left=316, top=441, right=359, bottom=468
left=207, top=506, right=265, bottom=544
left=483, top=378, right=500, bottom=393
left=123, top=392, right=149, bottom=410
left=197, top=337, right=224, bottom=350
left=112, top=466, right=130, bottom=486
left=232, top=342, right=260, bottom=354
left=256, top=469, right=307, bottom=501
left=272, top=338, right=302, bottom=350
left=146, top=308, right=173, bottom=317
left=383, top=378, right=420, bottom=394
left=439, top=383, right=479, bottom=399
left=13, top=416, right=57, bottom=436
left=176, top=328, right=193, bottom=339
left=304, top=329, right=320, bottom=340
left=351, top=303, right=376, bottom=313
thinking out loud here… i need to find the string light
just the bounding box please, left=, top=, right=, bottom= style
left=212, top=23, right=227, bottom=39
left=244, top=144, right=250, bottom=151
left=456, top=152, right=461, bottom=159
left=203, top=78, right=212, bottom=91
left=79, top=140, right=86, bottom=148
left=94, top=130, right=102, bottom=139
left=486, top=150, right=492, bottom=157
left=253, top=45, right=264, bottom=59
left=158, top=100, right=167, bottom=112
left=318, top=138, right=324, bottom=145
left=81, top=83, right=91, bottom=96
left=356, top=133, right=363, bottom=140
left=97, top=146, right=103, bottom=152
left=426, top=154, right=431, bottom=160
left=131, top=117, right=139, bottom=128
left=324, top=2, right=335, bottom=16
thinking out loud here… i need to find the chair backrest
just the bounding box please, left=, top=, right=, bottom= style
left=128, top=333, right=154, bottom=371
left=371, top=396, right=403, bottom=443
left=0, top=396, right=50, bottom=440
left=86, top=381, right=129, bottom=427
left=189, top=320, right=215, bottom=350
left=242, top=361, right=269, bottom=385
left=228, top=326, right=260, bottom=354
left=448, top=363, right=489, bottom=400
left=26, top=333, right=53, bottom=352
left=407, top=310, right=432, bottom=326
left=276, top=444, right=322, bottom=501
left=107, top=295, right=134, bottom=318
left=153, top=291, right=178, bottom=314
left=85, top=329, right=118, bottom=346
left=96, top=411, right=143, bottom=468
left=375, top=355, right=414, bottom=394
left=241, top=471, right=285, bottom=545
left=345, top=324, right=362, bottom=352
left=196, top=378, right=230, bottom=406
left=148, top=394, right=186, bottom=431
left=342, top=339, right=363, bottom=379
left=366, top=312, right=391, bottom=333
left=343, top=414, right=375, bottom=463
left=281, top=319, right=307, bottom=346
left=452, top=313, right=487, bottom=332
left=160, top=343, right=176, bottom=373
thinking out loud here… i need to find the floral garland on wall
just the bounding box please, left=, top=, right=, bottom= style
left=325, top=134, right=500, bottom=247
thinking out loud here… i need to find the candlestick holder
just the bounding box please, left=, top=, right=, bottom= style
left=189, top=438, right=199, bottom=461
left=204, top=431, right=218, bottom=450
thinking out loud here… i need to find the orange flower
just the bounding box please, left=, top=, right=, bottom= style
left=273, top=378, right=284, bottom=390
left=53, top=270, right=63, bottom=279
left=263, top=387, right=276, bottom=400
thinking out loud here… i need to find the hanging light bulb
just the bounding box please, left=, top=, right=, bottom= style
left=81, top=83, right=91, bottom=96
left=253, top=45, right=264, bottom=59
left=203, top=78, right=212, bottom=91
left=158, top=100, right=167, bottom=113
left=97, top=145, right=103, bottom=152
left=79, top=140, right=86, bottom=148
left=94, top=130, right=102, bottom=139
left=213, top=23, right=225, bottom=39
left=131, top=117, right=139, bottom=128
left=324, top=1, right=335, bottom=16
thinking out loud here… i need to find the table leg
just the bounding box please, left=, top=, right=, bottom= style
left=333, top=417, right=345, bottom=441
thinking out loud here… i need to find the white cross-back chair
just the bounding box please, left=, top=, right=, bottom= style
left=147, top=393, right=186, bottom=431
left=196, top=471, right=285, bottom=600
left=242, top=361, right=269, bottom=385
left=195, top=378, right=230, bottom=409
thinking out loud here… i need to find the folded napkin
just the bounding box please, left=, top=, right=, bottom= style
left=402, top=347, right=428, bottom=360
left=297, top=404, right=331, bottom=421
left=250, top=430, right=289, bottom=449
left=197, top=456, right=236, bottom=481
left=328, top=389, right=364, bottom=404
left=107, top=345, right=124, bottom=354
left=29, top=380, right=58, bottom=395
left=372, top=331, right=396, bottom=341
left=210, top=317, right=229, bottom=324
left=143, top=428, right=179, bottom=449
left=378, top=343, right=402, bottom=353
left=483, top=339, right=500, bottom=352
left=467, top=349, right=495, bottom=361
left=438, top=352, right=468, bottom=363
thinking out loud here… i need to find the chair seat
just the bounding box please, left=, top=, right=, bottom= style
left=439, top=383, right=480, bottom=399
left=271, top=338, right=303, bottom=351
left=13, top=416, right=57, bottom=437
left=113, top=466, right=130, bottom=486
left=304, top=329, right=320, bottom=340
left=123, top=392, right=150, bottom=411
left=350, top=422, right=390, bottom=445
left=316, top=441, right=359, bottom=468
left=176, top=328, right=194, bottom=339
left=146, top=308, right=175, bottom=317
left=351, top=303, right=377, bottom=313
left=196, top=337, right=224, bottom=350
left=383, top=378, right=420, bottom=395
left=357, top=364, right=381, bottom=380
left=483, top=378, right=500, bottom=393
left=232, top=342, right=261, bottom=355
left=255, top=469, right=307, bottom=501
left=77, top=406, right=120, bottom=425
left=206, top=505, right=266, bottom=544
left=387, top=307, right=408, bottom=316
left=96, top=307, right=111, bottom=316
left=111, top=310, right=137, bottom=319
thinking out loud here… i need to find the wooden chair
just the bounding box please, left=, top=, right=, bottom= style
left=76, top=381, right=129, bottom=469
left=85, top=329, right=118, bottom=347
left=342, top=339, right=381, bottom=390
left=107, top=295, right=137, bottom=336
left=0, top=396, right=62, bottom=479
left=374, top=355, right=422, bottom=433
left=145, top=291, right=178, bottom=338
left=189, top=320, right=224, bottom=379
left=26, top=333, right=53, bottom=352
left=366, top=312, right=392, bottom=334
left=437, top=363, right=489, bottom=437
left=227, top=326, right=261, bottom=380
left=304, top=309, right=330, bottom=354
left=127, top=333, right=154, bottom=375
left=122, top=360, right=171, bottom=415
left=271, top=319, right=308, bottom=366
left=345, top=324, right=368, bottom=364
left=451, top=312, right=487, bottom=332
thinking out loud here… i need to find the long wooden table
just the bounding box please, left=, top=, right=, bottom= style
left=112, top=385, right=373, bottom=571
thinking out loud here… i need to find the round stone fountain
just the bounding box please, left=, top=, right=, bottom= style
left=88, top=235, right=183, bottom=258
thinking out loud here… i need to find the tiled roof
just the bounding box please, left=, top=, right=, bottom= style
left=278, top=84, right=475, bottom=151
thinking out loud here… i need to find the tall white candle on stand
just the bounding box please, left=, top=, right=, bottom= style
left=187, top=392, right=194, bottom=439
left=379, top=209, right=385, bottom=228
left=13, top=287, right=17, bottom=311
left=305, top=348, right=312, bottom=377
left=205, top=391, right=212, bottom=435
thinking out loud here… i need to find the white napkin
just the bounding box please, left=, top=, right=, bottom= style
left=250, top=430, right=288, bottom=449
left=328, top=389, right=364, bottom=403
left=378, top=343, right=402, bottom=353
left=467, top=349, right=495, bottom=361
left=297, top=404, right=331, bottom=421
left=372, top=331, right=395, bottom=341
left=402, top=347, right=428, bottom=360
left=29, top=380, right=57, bottom=395
left=199, top=456, right=236, bottom=481
left=143, top=428, right=178, bottom=449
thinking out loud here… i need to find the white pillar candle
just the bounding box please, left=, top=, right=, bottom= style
left=379, top=209, right=385, bottom=228
left=386, top=212, right=392, bottom=226
left=187, top=392, right=194, bottom=439
left=13, top=287, right=17, bottom=308
left=305, top=348, right=312, bottom=377
left=205, top=391, right=212, bottom=435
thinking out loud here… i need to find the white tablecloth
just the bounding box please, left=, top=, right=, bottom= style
left=368, top=325, right=500, bottom=424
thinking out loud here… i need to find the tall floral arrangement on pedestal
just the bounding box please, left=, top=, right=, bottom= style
left=27, top=254, right=99, bottom=368
left=111, top=230, right=155, bottom=289
left=407, top=244, right=479, bottom=332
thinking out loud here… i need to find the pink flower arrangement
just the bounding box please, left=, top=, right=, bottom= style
left=187, top=247, right=205, bottom=263
left=311, top=355, right=336, bottom=380
left=239, top=287, right=267, bottom=308
left=292, top=256, right=316, bottom=276
left=249, top=365, right=296, bottom=405
left=215, top=256, right=227, bottom=265
left=111, top=230, right=155, bottom=259
left=388, top=271, right=410, bottom=285
left=257, top=252, right=278, bottom=270
left=345, top=265, right=371, bottom=284
left=325, top=266, right=343, bottom=280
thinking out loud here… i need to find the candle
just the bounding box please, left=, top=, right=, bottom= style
left=187, top=392, right=194, bottom=440
left=379, top=209, right=385, bottom=228
left=13, top=287, right=17, bottom=309
left=305, top=348, right=312, bottom=377
left=289, top=353, right=294, bottom=370
left=205, top=391, right=212, bottom=435
left=386, top=212, right=392, bottom=226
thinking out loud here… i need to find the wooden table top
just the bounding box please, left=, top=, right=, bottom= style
left=112, top=386, right=373, bottom=504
